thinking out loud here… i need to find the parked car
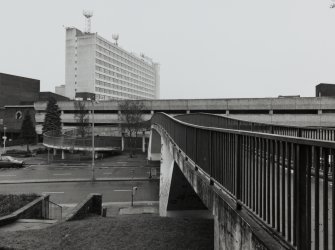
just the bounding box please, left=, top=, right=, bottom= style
left=0, top=156, right=25, bottom=168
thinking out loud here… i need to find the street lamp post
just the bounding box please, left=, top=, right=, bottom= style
left=90, top=99, right=100, bottom=181
left=3, top=126, right=7, bottom=154
left=91, top=103, right=95, bottom=181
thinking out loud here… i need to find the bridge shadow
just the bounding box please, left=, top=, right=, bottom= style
left=166, top=163, right=212, bottom=219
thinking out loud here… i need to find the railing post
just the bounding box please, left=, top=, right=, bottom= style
left=296, top=145, right=308, bottom=250
left=209, top=130, right=212, bottom=178
left=195, top=128, right=198, bottom=165
left=235, top=134, right=242, bottom=210
left=297, top=128, right=302, bottom=138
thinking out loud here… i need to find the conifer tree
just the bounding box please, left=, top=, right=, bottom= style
left=42, top=97, right=62, bottom=135
left=21, top=111, right=37, bottom=152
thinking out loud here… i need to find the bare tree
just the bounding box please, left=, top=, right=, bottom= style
left=74, top=101, right=90, bottom=138
left=118, top=99, right=146, bottom=157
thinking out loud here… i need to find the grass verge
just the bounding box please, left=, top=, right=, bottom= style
left=0, top=214, right=213, bottom=250
left=0, top=194, right=39, bottom=217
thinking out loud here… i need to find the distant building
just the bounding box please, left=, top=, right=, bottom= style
left=55, top=84, right=66, bottom=97
left=316, top=83, right=335, bottom=97
left=38, top=92, right=69, bottom=102
left=65, top=27, right=160, bottom=101
left=0, top=73, right=69, bottom=143
left=0, top=72, right=40, bottom=107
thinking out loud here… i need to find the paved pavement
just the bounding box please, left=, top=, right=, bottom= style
left=0, top=219, right=58, bottom=232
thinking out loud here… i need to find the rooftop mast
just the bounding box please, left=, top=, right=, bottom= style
left=83, top=10, right=93, bottom=33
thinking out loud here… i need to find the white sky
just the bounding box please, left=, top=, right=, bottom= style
left=1, top=0, right=335, bottom=99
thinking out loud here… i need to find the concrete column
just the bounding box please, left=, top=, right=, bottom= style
left=269, top=110, right=273, bottom=115
left=121, top=133, right=125, bottom=151
left=186, top=110, right=190, bottom=114
left=147, top=129, right=161, bottom=161
left=226, top=110, right=229, bottom=115
left=118, top=110, right=122, bottom=123
left=318, top=109, right=322, bottom=115
left=150, top=110, right=154, bottom=115
left=53, top=148, right=56, bottom=156
left=47, top=148, right=50, bottom=164
left=142, top=131, right=146, bottom=153
left=61, top=150, right=65, bottom=160
left=159, top=134, right=175, bottom=217
left=214, top=215, right=220, bottom=250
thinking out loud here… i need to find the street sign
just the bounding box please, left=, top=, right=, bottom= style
left=2, top=136, right=7, bottom=140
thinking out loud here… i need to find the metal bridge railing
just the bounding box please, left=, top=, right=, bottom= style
left=152, top=112, right=335, bottom=250
left=175, top=113, right=335, bottom=141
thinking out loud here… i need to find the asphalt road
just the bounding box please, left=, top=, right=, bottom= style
left=0, top=181, right=159, bottom=204
left=0, top=153, right=160, bottom=206
left=0, top=164, right=159, bottom=182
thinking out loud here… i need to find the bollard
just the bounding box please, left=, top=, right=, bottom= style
left=102, top=207, right=107, bottom=217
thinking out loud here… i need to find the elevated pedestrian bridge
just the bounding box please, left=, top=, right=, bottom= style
left=149, top=112, right=335, bottom=250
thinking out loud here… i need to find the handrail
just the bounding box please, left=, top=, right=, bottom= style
left=47, top=200, right=62, bottom=221
left=152, top=112, right=335, bottom=250
left=175, top=112, right=335, bottom=141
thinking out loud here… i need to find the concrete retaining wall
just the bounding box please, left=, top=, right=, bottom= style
left=0, top=194, right=50, bottom=227
left=65, top=193, right=102, bottom=221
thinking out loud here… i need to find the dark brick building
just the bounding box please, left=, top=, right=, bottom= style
left=38, top=92, right=70, bottom=102
left=0, top=73, right=69, bottom=145
left=0, top=72, right=40, bottom=107
left=315, top=83, right=335, bottom=97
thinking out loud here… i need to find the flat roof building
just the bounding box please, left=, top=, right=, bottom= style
left=55, top=84, right=66, bottom=97
left=315, top=83, right=335, bottom=97
left=0, top=72, right=40, bottom=107
left=65, top=28, right=160, bottom=101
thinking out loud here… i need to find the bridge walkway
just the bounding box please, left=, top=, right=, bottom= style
left=151, top=112, right=335, bottom=250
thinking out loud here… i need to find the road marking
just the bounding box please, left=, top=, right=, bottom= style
left=114, top=190, right=132, bottom=192
left=102, top=201, right=159, bottom=206
left=42, top=192, right=65, bottom=194
left=0, top=174, right=16, bottom=177
left=53, top=173, right=72, bottom=176
left=58, top=203, right=77, bottom=207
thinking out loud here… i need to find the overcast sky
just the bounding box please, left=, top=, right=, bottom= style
left=1, top=0, right=335, bottom=99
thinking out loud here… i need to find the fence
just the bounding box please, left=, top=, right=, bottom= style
left=152, top=112, right=335, bottom=250
left=175, top=113, right=335, bottom=141
left=43, top=129, right=121, bottom=150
